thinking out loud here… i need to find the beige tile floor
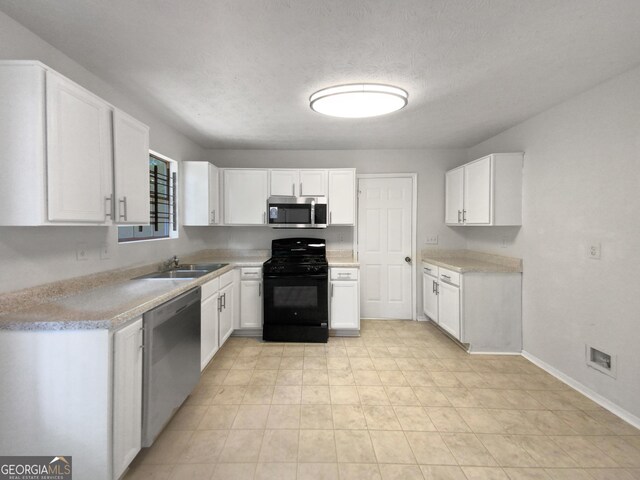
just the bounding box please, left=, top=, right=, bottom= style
left=125, top=320, right=640, bottom=480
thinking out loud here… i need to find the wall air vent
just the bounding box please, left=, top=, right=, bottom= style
left=586, top=344, right=617, bottom=378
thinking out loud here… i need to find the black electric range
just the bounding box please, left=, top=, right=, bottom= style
left=262, top=238, right=329, bottom=343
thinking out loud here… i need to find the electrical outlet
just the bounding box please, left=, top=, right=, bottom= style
left=76, top=242, right=89, bottom=261
left=424, top=234, right=438, bottom=245
left=100, top=243, right=110, bottom=260
left=586, top=242, right=601, bottom=259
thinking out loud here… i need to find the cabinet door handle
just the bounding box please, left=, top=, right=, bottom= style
left=211, top=210, right=216, bottom=224
left=462, top=209, right=467, bottom=223
left=436, top=282, right=439, bottom=295
left=331, top=284, right=334, bottom=297
left=457, top=210, right=462, bottom=223
left=119, top=196, right=128, bottom=221
left=263, top=211, right=266, bottom=224
left=300, top=182, right=303, bottom=196
left=432, top=280, right=436, bottom=293
left=217, top=296, right=222, bottom=312
left=222, top=293, right=226, bottom=309
left=105, top=195, right=113, bottom=219
left=329, top=211, right=332, bottom=224
left=292, top=183, right=295, bottom=196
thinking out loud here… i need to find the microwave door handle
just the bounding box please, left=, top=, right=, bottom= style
left=310, top=199, right=315, bottom=227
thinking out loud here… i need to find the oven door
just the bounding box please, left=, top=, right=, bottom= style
left=263, top=274, right=328, bottom=326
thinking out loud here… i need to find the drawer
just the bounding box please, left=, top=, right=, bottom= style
left=240, top=266, right=262, bottom=280
left=439, top=267, right=460, bottom=287
left=201, top=276, right=220, bottom=300
left=219, top=270, right=234, bottom=289
left=422, top=262, right=439, bottom=278
left=330, top=268, right=358, bottom=281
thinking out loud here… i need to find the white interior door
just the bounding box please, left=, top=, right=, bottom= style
left=358, top=177, right=413, bottom=319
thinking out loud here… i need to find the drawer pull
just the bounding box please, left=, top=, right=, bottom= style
left=441, top=274, right=451, bottom=279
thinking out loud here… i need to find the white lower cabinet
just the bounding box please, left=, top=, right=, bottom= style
left=240, top=267, right=263, bottom=329
left=422, top=263, right=439, bottom=323
left=437, top=278, right=460, bottom=339
left=329, top=268, right=360, bottom=331
left=112, top=317, right=143, bottom=480
left=421, top=261, right=522, bottom=352
left=219, top=271, right=235, bottom=345
left=200, top=277, right=220, bottom=371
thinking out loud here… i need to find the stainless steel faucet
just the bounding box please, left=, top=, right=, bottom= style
left=161, top=255, right=179, bottom=270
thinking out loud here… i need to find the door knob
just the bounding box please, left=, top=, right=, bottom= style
left=405, top=256, right=412, bottom=264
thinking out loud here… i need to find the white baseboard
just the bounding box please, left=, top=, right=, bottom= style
left=522, top=350, right=640, bottom=430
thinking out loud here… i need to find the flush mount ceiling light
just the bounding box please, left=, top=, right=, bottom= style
left=309, top=83, right=408, bottom=118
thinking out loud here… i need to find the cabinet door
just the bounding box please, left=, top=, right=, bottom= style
left=270, top=170, right=298, bottom=196
left=438, top=281, right=460, bottom=339
left=463, top=156, right=492, bottom=225
left=113, top=109, right=150, bottom=224
left=201, top=292, right=219, bottom=371
left=330, top=281, right=360, bottom=330
left=300, top=170, right=327, bottom=196
left=444, top=167, right=464, bottom=225
left=46, top=71, right=112, bottom=222
left=209, top=164, right=220, bottom=225
left=240, top=280, right=263, bottom=329
left=184, top=162, right=217, bottom=225
left=223, top=169, right=268, bottom=224
left=219, top=284, right=234, bottom=346
left=328, top=170, right=356, bottom=225
left=113, top=317, right=143, bottom=479
left=422, top=274, right=438, bottom=323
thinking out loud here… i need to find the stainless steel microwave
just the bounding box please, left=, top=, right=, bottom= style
left=267, top=196, right=327, bottom=228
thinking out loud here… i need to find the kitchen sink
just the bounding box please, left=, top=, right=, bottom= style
left=176, top=263, right=228, bottom=271
left=132, top=263, right=228, bottom=280
left=134, top=269, right=210, bottom=280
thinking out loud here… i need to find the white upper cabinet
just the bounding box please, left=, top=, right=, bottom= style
left=445, top=153, right=523, bottom=226
left=46, top=70, right=113, bottom=223
left=0, top=61, right=150, bottom=226
left=463, top=156, right=492, bottom=225
left=113, top=109, right=150, bottom=225
left=269, top=169, right=327, bottom=197
left=223, top=169, right=268, bottom=225
left=183, top=162, right=220, bottom=225
left=299, top=170, right=327, bottom=196
left=270, top=169, right=298, bottom=196
left=444, top=167, right=464, bottom=225
left=328, top=169, right=356, bottom=225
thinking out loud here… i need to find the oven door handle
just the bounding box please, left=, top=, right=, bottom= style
left=263, top=273, right=328, bottom=279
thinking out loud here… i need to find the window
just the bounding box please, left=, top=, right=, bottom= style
left=118, top=152, right=178, bottom=243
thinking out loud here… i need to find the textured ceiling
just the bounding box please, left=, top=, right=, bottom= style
left=1, top=0, right=640, bottom=149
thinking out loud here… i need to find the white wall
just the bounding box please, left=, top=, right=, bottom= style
left=0, top=11, right=210, bottom=293
left=465, top=65, right=640, bottom=419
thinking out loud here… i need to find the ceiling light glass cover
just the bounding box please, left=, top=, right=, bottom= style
left=309, top=84, right=408, bottom=118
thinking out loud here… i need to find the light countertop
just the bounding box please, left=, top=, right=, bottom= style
left=421, top=249, right=522, bottom=273
left=0, top=249, right=358, bottom=331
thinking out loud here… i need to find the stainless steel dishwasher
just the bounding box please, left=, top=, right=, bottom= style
left=142, top=287, right=201, bottom=447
